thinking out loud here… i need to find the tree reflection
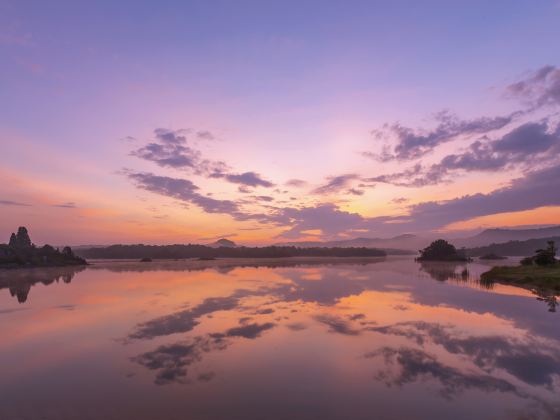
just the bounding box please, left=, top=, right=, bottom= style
left=0, top=266, right=85, bottom=303
left=418, top=261, right=471, bottom=283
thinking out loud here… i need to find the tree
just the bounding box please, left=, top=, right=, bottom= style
left=417, top=239, right=469, bottom=261
left=533, top=240, right=557, bottom=266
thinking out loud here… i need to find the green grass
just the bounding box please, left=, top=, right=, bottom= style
left=480, top=264, right=560, bottom=292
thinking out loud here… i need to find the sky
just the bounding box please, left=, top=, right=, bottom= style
left=1, top=0, right=560, bottom=245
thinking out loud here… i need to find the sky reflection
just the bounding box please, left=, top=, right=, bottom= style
left=0, top=257, right=558, bottom=419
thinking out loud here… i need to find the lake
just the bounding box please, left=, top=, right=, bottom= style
left=0, top=256, right=559, bottom=420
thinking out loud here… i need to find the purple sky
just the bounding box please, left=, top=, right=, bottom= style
left=1, top=0, right=559, bottom=245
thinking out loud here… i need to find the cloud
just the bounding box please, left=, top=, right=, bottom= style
left=313, top=314, right=360, bottom=335
left=276, top=161, right=560, bottom=237
left=132, top=335, right=229, bottom=385
left=0, top=199, right=31, bottom=206
left=211, top=171, right=275, bottom=188
left=196, top=130, right=215, bottom=141
left=275, top=203, right=365, bottom=239
left=367, top=121, right=560, bottom=187
left=397, top=163, right=560, bottom=230
left=130, top=128, right=277, bottom=190
left=253, top=195, right=274, bottom=202
left=365, top=346, right=518, bottom=400
left=53, top=202, right=77, bottom=208
left=213, top=322, right=276, bottom=339
left=506, top=65, right=560, bottom=108
left=132, top=321, right=276, bottom=384
left=312, top=174, right=359, bottom=195
left=285, top=179, right=308, bottom=188
left=128, top=295, right=241, bottom=340
left=369, top=321, right=560, bottom=387
left=364, top=110, right=516, bottom=162
left=131, top=128, right=221, bottom=172
left=127, top=171, right=243, bottom=216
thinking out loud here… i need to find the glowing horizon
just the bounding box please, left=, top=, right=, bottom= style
left=1, top=1, right=560, bottom=246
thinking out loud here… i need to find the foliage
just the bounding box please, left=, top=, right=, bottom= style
left=416, top=239, right=470, bottom=262
left=517, top=240, right=557, bottom=266
left=77, top=244, right=387, bottom=259
left=0, top=226, right=86, bottom=268
left=533, top=241, right=557, bottom=266
left=480, top=264, right=560, bottom=292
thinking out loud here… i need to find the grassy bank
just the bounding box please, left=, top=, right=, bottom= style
left=480, top=264, right=560, bottom=291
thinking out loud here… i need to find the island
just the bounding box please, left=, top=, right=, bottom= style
left=0, top=227, right=87, bottom=268
left=415, top=239, right=471, bottom=262
left=481, top=241, right=560, bottom=291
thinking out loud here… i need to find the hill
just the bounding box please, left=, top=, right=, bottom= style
left=466, top=236, right=560, bottom=257
left=456, top=226, right=560, bottom=248
left=210, top=238, right=237, bottom=248
left=276, top=234, right=427, bottom=252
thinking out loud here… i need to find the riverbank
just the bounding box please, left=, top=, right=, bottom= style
left=480, top=264, right=560, bottom=292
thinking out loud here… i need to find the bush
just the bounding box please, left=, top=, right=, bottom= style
left=520, top=256, right=534, bottom=266
left=533, top=241, right=557, bottom=266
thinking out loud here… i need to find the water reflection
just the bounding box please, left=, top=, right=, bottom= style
left=419, top=261, right=470, bottom=282
left=1, top=257, right=559, bottom=420
left=0, top=266, right=84, bottom=303
left=419, top=260, right=560, bottom=312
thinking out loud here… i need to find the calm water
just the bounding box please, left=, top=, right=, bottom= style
left=1, top=257, right=559, bottom=420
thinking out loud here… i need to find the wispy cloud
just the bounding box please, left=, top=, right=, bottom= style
left=0, top=199, right=31, bottom=206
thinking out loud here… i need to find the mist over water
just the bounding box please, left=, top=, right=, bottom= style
left=0, top=256, right=558, bottom=420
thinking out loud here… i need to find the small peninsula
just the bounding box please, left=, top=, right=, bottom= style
left=481, top=241, right=560, bottom=291
left=0, top=227, right=86, bottom=268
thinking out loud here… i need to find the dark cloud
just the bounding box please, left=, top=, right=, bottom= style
left=286, top=322, right=307, bottom=331
left=285, top=179, right=308, bottom=188
left=127, top=171, right=246, bottom=217
left=132, top=335, right=229, bottom=385
left=253, top=195, right=274, bottom=202
left=506, top=65, right=560, bottom=108
left=128, top=295, right=241, bottom=340
left=130, top=128, right=275, bottom=189
left=364, top=110, right=516, bottom=162
left=196, top=130, right=215, bottom=141
left=369, top=321, right=560, bottom=387
left=253, top=308, right=275, bottom=314
left=313, top=314, right=360, bottom=335
left=53, top=202, right=77, bottom=208
left=398, top=163, right=560, bottom=230
left=367, top=121, right=560, bottom=187
left=312, top=174, right=359, bottom=195
left=366, top=346, right=518, bottom=400
left=347, top=188, right=364, bottom=196
left=211, top=171, right=275, bottom=188
left=0, top=199, right=31, bottom=206
left=216, top=322, right=276, bottom=339
left=131, top=128, right=227, bottom=174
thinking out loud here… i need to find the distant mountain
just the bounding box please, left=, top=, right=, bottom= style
left=456, top=226, right=560, bottom=248
left=76, top=244, right=386, bottom=259
left=276, top=234, right=428, bottom=251
left=210, top=238, right=237, bottom=248
left=466, top=236, right=560, bottom=257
